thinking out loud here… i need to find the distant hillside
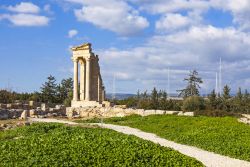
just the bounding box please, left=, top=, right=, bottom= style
left=106, top=93, right=135, bottom=100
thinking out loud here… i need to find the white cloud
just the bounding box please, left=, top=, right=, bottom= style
left=0, top=14, right=49, bottom=26
left=156, top=13, right=192, bottom=32
left=6, top=2, right=40, bottom=14
left=68, top=29, right=78, bottom=38
left=43, top=4, right=53, bottom=14
left=131, top=0, right=250, bottom=31
left=130, top=0, right=209, bottom=14
left=99, top=25, right=250, bottom=93
left=65, top=0, right=149, bottom=36
left=1, top=2, right=51, bottom=27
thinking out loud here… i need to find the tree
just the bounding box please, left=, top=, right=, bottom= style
left=40, top=75, right=58, bottom=103
left=236, top=87, right=243, bottom=100
left=159, top=90, right=168, bottom=110
left=57, top=78, right=73, bottom=103
left=0, top=90, right=13, bottom=103
left=208, top=89, right=217, bottom=109
left=178, top=70, right=203, bottom=98
left=221, top=85, right=231, bottom=112
left=222, top=85, right=231, bottom=100
left=151, top=87, right=159, bottom=109
left=182, top=96, right=205, bottom=111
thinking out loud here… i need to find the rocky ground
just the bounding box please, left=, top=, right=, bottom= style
left=0, top=119, right=30, bottom=131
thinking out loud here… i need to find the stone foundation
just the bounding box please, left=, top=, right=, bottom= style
left=71, top=100, right=103, bottom=108
left=66, top=106, right=192, bottom=119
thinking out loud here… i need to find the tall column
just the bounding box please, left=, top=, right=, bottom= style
left=102, top=86, right=105, bottom=102
left=80, top=61, right=85, bottom=101
left=73, top=58, right=79, bottom=101
left=98, top=74, right=100, bottom=102
left=85, top=57, right=91, bottom=101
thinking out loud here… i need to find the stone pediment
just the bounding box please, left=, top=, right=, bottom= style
left=71, top=43, right=92, bottom=51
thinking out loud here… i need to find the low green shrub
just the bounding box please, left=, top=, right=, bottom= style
left=182, top=96, right=205, bottom=112
left=100, top=115, right=250, bottom=161
left=194, top=110, right=242, bottom=117
left=0, top=123, right=203, bottom=167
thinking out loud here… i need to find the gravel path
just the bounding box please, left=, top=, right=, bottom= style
left=29, top=118, right=250, bottom=167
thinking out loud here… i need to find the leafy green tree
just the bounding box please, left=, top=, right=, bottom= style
left=29, top=92, right=42, bottom=102
left=208, top=89, right=217, bottom=109
left=159, top=90, right=168, bottom=110
left=182, top=96, right=205, bottom=111
left=151, top=87, right=159, bottom=109
left=40, top=75, right=58, bottom=103
left=243, top=89, right=250, bottom=113
left=221, top=85, right=231, bottom=112
left=0, top=90, right=13, bottom=103
left=236, top=87, right=243, bottom=100
left=57, top=78, right=73, bottom=103
left=178, top=70, right=203, bottom=98
left=222, top=85, right=231, bottom=100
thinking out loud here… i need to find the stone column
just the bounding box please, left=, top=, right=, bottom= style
left=80, top=61, right=85, bottom=101
left=85, top=57, right=91, bottom=101
left=98, top=74, right=100, bottom=102
left=102, top=87, right=105, bottom=102
left=73, top=58, right=79, bottom=101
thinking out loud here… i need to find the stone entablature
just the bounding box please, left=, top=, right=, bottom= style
left=71, top=43, right=106, bottom=107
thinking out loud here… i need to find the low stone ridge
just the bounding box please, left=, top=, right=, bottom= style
left=239, top=114, right=250, bottom=125
left=0, top=102, right=67, bottom=120
left=0, top=122, right=31, bottom=131
left=66, top=106, right=193, bottom=119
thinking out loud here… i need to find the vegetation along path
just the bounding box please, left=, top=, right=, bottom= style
left=30, top=118, right=250, bottom=167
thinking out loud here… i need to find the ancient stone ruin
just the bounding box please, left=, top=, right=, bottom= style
left=71, top=43, right=107, bottom=108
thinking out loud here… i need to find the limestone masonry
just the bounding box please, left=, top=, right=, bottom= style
left=71, top=43, right=106, bottom=108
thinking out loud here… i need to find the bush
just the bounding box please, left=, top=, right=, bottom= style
left=194, top=110, right=241, bottom=117
left=182, top=96, right=205, bottom=112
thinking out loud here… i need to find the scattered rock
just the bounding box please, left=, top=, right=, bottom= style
left=183, top=112, right=194, bottom=116
left=20, top=110, right=28, bottom=120
left=29, top=109, right=37, bottom=117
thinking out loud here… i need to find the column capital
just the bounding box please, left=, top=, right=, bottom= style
left=72, top=57, right=78, bottom=62
left=86, top=57, right=91, bottom=61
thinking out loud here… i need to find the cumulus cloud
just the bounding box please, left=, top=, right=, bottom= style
left=98, top=25, right=250, bottom=93
left=6, top=2, right=40, bottom=14
left=130, top=0, right=209, bottom=14
left=0, top=2, right=50, bottom=27
left=156, top=13, right=192, bottom=32
left=0, top=14, right=49, bottom=26
left=131, top=0, right=250, bottom=31
left=68, top=29, right=78, bottom=38
left=65, top=0, right=149, bottom=36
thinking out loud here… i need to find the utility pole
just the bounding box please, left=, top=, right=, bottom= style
left=168, top=67, right=170, bottom=97
left=112, top=73, right=116, bottom=101
left=219, top=57, right=222, bottom=95
left=215, top=72, right=218, bottom=97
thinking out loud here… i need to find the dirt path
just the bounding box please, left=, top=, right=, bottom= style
left=29, top=118, right=250, bottom=167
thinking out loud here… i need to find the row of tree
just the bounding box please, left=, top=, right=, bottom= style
left=0, top=75, right=73, bottom=106
left=116, top=70, right=250, bottom=114
left=115, top=88, right=182, bottom=111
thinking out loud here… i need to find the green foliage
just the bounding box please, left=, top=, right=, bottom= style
left=182, top=96, right=205, bottom=111
left=178, top=70, right=203, bottom=98
left=40, top=75, right=58, bottom=103
left=116, top=88, right=182, bottom=111
left=99, top=115, right=250, bottom=161
left=0, top=90, right=15, bottom=103
left=222, top=85, right=231, bottom=100
left=151, top=87, right=159, bottom=110
left=0, top=123, right=203, bottom=167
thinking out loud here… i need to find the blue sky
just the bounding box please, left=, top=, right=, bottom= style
left=1, top=0, right=250, bottom=94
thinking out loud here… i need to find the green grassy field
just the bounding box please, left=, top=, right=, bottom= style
left=76, top=115, right=250, bottom=161
left=0, top=123, right=203, bottom=167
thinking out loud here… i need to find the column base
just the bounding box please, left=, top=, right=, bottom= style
left=71, top=100, right=102, bottom=108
